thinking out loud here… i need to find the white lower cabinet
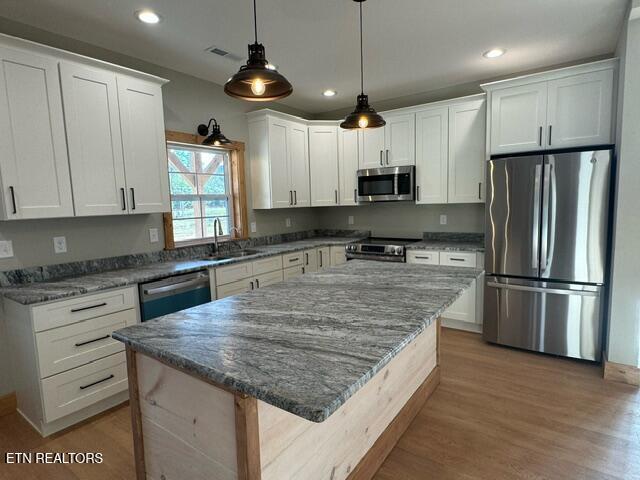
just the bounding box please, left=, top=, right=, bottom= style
left=303, top=249, right=318, bottom=273
left=407, top=250, right=482, bottom=332
left=317, top=247, right=331, bottom=270
left=330, top=246, right=347, bottom=266
left=3, top=286, right=137, bottom=436
left=284, top=265, right=305, bottom=280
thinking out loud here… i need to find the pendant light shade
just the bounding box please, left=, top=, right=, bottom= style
left=341, top=0, right=384, bottom=130
left=198, top=119, right=232, bottom=146
left=224, top=0, right=292, bottom=101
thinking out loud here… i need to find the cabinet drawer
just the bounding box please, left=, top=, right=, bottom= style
left=407, top=250, right=440, bottom=265
left=41, top=351, right=128, bottom=423
left=439, top=252, right=477, bottom=268
left=255, top=270, right=284, bottom=289
left=215, top=262, right=253, bottom=286
left=283, top=251, right=304, bottom=268
left=32, top=287, right=136, bottom=332
left=252, top=255, right=283, bottom=276
left=36, top=309, right=137, bottom=379
left=216, top=279, right=252, bottom=300
left=283, top=265, right=304, bottom=280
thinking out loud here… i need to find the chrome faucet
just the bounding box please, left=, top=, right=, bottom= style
left=213, top=217, right=224, bottom=254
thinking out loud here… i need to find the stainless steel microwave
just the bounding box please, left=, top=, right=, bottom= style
left=357, top=166, right=415, bottom=202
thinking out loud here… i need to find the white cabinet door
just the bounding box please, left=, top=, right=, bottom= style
left=303, top=249, right=318, bottom=273
left=415, top=107, right=448, bottom=204
left=338, top=129, right=359, bottom=205
left=360, top=126, right=385, bottom=169
left=267, top=118, right=292, bottom=208
left=330, top=246, right=347, bottom=266
left=442, top=278, right=477, bottom=324
left=60, top=63, right=127, bottom=216
left=490, top=82, right=548, bottom=155
left=384, top=112, right=415, bottom=166
left=289, top=121, right=310, bottom=207
left=448, top=100, right=486, bottom=203
left=317, top=247, right=330, bottom=271
left=117, top=75, right=170, bottom=214
left=0, top=47, right=74, bottom=219
left=309, top=125, right=339, bottom=206
left=547, top=70, right=613, bottom=149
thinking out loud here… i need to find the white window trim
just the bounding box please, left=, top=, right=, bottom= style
left=167, top=141, right=234, bottom=245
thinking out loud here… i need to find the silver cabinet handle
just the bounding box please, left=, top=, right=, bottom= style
left=130, top=188, right=136, bottom=210
left=532, top=164, right=542, bottom=269
left=75, top=335, right=110, bottom=347
left=335, top=189, right=338, bottom=204
left=486, top=282, right=599, bottom=297
left=79, top=374, right=114, bottom=390
left=386, top=149, right=389, bottom=165
left=548, top=125, right=552, bottom=145
left=9, top=186, right=17, bottom=214
left=478, top=182, right=482, bottom=200
left=379, top=150, right=383, bottom=166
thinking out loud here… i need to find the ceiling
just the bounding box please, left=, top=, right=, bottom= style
left=0, top=0, right=628, bottom=113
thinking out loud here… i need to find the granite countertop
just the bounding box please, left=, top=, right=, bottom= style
left=0, top=237, right=362, bottom=305
left=113, top=260, right=482, bottom=423
left=406, top=240, right=485, bottom=252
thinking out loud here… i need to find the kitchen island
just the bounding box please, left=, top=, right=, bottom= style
left=113, top=261, right=482, bottom=480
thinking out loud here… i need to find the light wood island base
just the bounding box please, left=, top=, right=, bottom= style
left=125, top=319, right=440, bottom=480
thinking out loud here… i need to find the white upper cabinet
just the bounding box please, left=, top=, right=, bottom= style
left=289, top=121, right=311, bottom=207
left=309, top=125, right=339, bottom=207
left=484, top=59, right=616, bottom=155
left=248, top=112, right=310, bottom=209
left=338, top=128, right=360, bottom=206
left=448, top=100, right=486, bottom=203
left=117, top=76, right=170, bottom=214
left=60, top=62, right=127, bottom=216
left=489, top=82, right=548, bottom=155
left=0, top=46, right=74, bottom=219
left=359, top=126, right=385, bottom=169
left=546, top=70, right=614, bottom=149
left=384, top=112, right=415, bottom=167
left=415, top=106, right=448, bottom=204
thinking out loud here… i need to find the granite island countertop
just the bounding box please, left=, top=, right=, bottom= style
left=0, top=236, right=363, bottom=305
left=113, top=260, right=482, bottom=423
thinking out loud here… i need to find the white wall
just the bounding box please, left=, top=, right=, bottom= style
left=607, top=0, right=640, bottom=368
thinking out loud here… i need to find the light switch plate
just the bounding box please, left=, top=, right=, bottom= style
left=149, top=228, right=159, bottom=243
left=348, top=216, right=354, bottom=225
left=250, top=222, right=257, bottom=233
left=0, top=240, right=14, bottom=258
left=440, top=214, right=447, bottom=225
left=285, top=218, right=291, bottom=228
left=53, top=236, right=67, bottom=254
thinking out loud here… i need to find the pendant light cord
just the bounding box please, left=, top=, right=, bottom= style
left=253, top=0, right=258, bottom=44
left=359, top=1, right=364, bottom=95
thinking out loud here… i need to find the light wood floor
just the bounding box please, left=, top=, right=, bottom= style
left=1, top=328, right=639, bottom=480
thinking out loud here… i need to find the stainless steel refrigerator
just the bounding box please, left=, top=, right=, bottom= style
left=483, top=147, right=612, bottom=361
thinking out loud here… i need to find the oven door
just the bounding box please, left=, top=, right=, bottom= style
left=357, top=166, right=414, bottom=202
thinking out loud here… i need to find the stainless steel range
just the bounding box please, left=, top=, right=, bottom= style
left=345, top=237, right=419, bottom=262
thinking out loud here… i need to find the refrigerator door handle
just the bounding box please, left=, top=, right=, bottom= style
left=540, top=161, right=552, bottom=271
left=486, top=282, right=599, bottom=297
left=532, top=164, right=542, bottom=269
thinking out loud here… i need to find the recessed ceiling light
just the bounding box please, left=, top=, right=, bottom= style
left=135, top=9, right=162, bottom=24
left=323, top=89, right=337, bottom=97
left=483, top=48, right=506, bottom=59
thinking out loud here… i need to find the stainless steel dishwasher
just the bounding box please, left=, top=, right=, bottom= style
left=139, top=271, right=211, bottom=321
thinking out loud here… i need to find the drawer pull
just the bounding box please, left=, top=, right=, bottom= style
left=71, top=302, right=107, bottom=313
left=449, top=258, right=466, bottom=262
left=289, top=257, right=299, bottom=262
left=79, top=374, right=114, bottom=390
left=415, top=256, right=431, bottom=260
left=74, top=335, right=111, bottom=347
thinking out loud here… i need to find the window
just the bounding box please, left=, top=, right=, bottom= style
left=167, top=142, right=234, bottom=243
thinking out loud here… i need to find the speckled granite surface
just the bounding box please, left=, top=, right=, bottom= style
left=407, top=232, right=485, bottom=252
left=113, top=261, right=482, bottom=422
left=0, top=236, right=366, bottom=305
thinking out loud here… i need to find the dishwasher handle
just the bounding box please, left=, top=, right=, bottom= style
left=142, top=273, right=209, bottom=299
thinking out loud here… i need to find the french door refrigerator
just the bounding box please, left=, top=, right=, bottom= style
left=483, top=147, right=612, bottom=361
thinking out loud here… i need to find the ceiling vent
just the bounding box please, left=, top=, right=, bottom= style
left=206, top=46, right=243, bottom=62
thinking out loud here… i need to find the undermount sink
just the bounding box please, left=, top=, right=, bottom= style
left=200, top=249, right=260, bottom=262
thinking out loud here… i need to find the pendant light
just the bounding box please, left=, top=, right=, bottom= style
left=224, top=0, right=292, bottom=101
left=197, top=119, right=232, bottom=146
left=340, top=0, right=385, bottom=130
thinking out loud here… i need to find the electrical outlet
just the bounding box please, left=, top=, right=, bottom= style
left=149, top=228, right=159, bottom=243
left=348, top=215, right=354, bottom=225
left=0, top=240, right=14, bottom=258
left=285, top=218, right=291, bottom=228
left=53, top=236, right=67, bottom=254
left=439, top=214, right=448, bottom=225
left=250, top=222, right=257, bottom=233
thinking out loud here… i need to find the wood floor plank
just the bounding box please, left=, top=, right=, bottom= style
left=1, top=328, right=638, bottom=480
